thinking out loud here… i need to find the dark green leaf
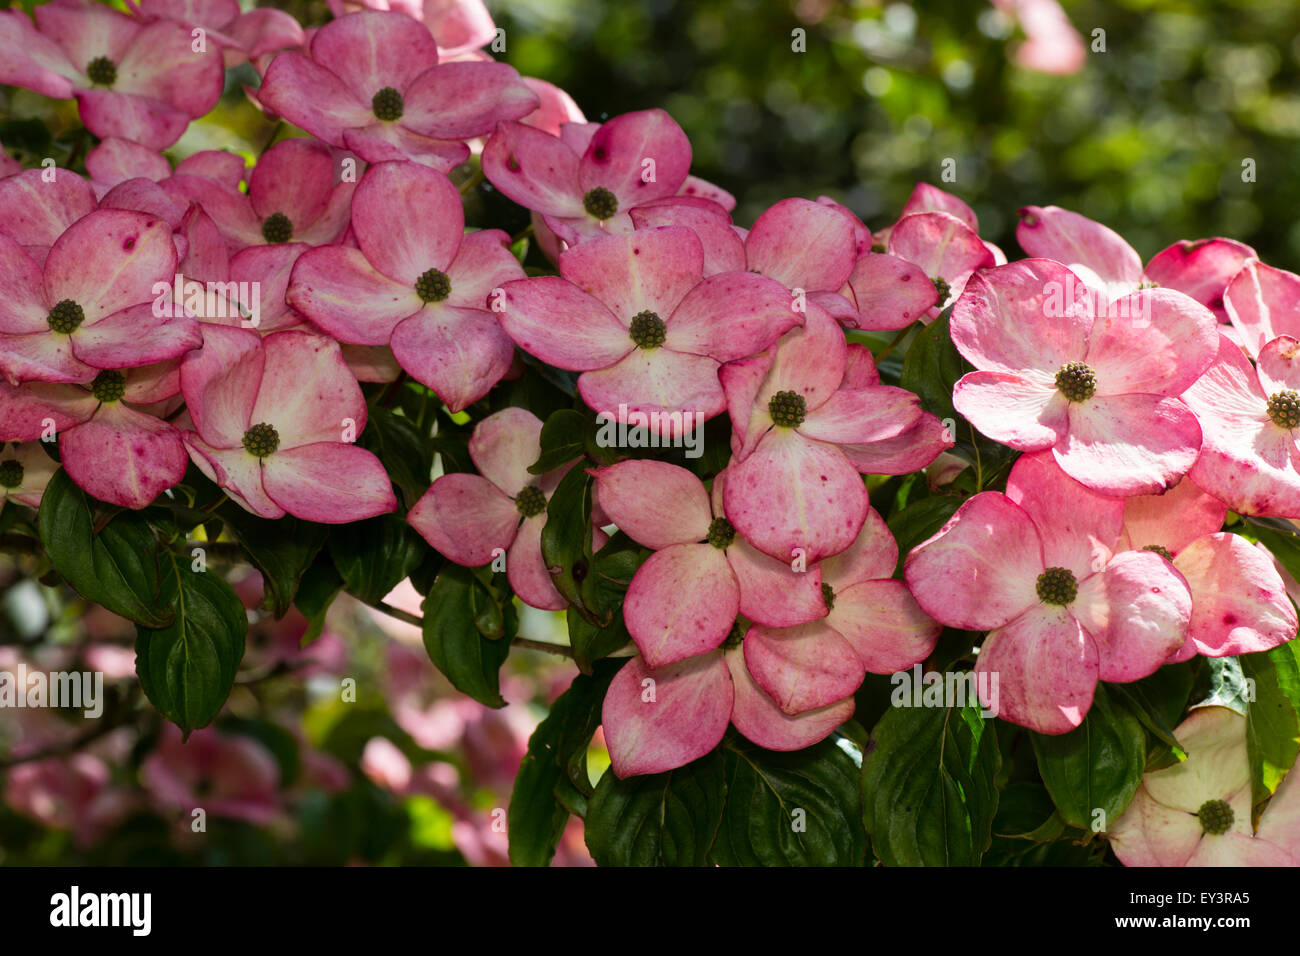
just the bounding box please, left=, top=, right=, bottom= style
left=862, top=702, right=1000, bottom=865
left=328, top=514, right=426, bottom=606
left=586, top=749, right=725, bottom=866
left=135, top=555, right=247, bottom=734
left=294, top=552, right=344, bottom=646
left=358, top=407, right=433, bottom=510
left=711, top=737, right=866, bottom=866
left=885, top=495, right=961, bottom=572
left=38, top=470, right=171, bottom=627
left=1241, top=650, right=1300, bottom=828
left=421, top=564, right=510, bottom=707
left=219, top=505, right=327, bottom=618
left=540, top=465, right=595, bottom=615
left=528, top=408, right=586, bottom=475
left=899, top=309, right=965, bottom=423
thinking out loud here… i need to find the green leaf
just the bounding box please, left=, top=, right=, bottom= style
left=899, top=309, right=964, bottom=423
left=540, top=465, right=595, bottom=615
left=711, top=738, right=866, bottom=866
left=328, top=514, right=426, bottom=606
left=420, top=564, right=510, bottom=707
left=1030, top=684, right=1146, bottom=832
left=38, top=469, right=171, bottom=627
left=1240, top=650, right=1300, bottom=828
left=585, top=749, right=725, bottom=866
left=294, top=552, right=343, bottom=645
left=885, top=495, right=961, bottom=572
left=219, top=506, right=327, bottom=618
left=567, top=539, right=641, bottom=671
left=358, top=406, right=432, bottom=510
left=135, top=555, right=247, bottom=734
left=508, top=662, right=619, bottom=866
left=528, top=408, right=586, bottom=475
left=861, top=702, right=1000, bottom=865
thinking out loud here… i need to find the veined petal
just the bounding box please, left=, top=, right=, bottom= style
left=406, top=471, right=518, bottom=565
left=829, top=578, right=941, bottom=674
left=1055, top=394, right=1202, bottom=497
left=623, top=542, right=738, bottom=668
left=725, top=647, right=852, bottom=751
left=60, top=402, right=187, bottom=509
left=288, top=244, right=422, bottom=345
left=390, top=305, right=513, bottom=412
left=953, top=372, right=1067, bottom=451
left=1005, top=450, right=1124, bottom=580
left=665, top=271, right=798, bottom=362
left=589, top=459, right=711, bottom=549
left=1176, top=533, right=1297, bottom=657
left=745, top=197, right=856, bottom=292
left=498, top=276, right=630, bottom=370
left=744, top=621, right=865, bottom=714
left=261, top=441, right=396, bottom=523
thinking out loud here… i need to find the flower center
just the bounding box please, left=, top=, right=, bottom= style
left=1055, top=361, right=1097, bottom=403
left=582, top=186, right=618, bottom=221
left=261, top=212, right=293, bottom=244
left=1197, top=798, right=1234, bottom=836
left=628, top=310, right=666, bottom=350
left=86, top=56, right=117, bottom=87
left=371, top=86, right=404, bottom=122
left=721, top=620, right=744, bottom=650
left=822, top=582, right=835, bottom=611
left=1267, top=390, right=1300, bottom=430
left=415, top=268, right=451, bottom=303
left=706, top=516, right=735, bottom=550
left=0, top=459, right=22, bottom=489
left=1036, top=566, right=1077, bottom=605
left=1143, top=544, right=1173, bottom=562
left=768, top=390, right=807, bottom=428
left=47, top=299, right=85, bottom=334
left=90, top=370, right=126, bottom=404
left=242, top=422, right=280, bottom=459
left=514, top=485, right=547, bottom=517
left=931, top=275, right=950, bottom=302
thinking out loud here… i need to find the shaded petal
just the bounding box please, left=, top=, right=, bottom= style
left=1005, top=450, right=1124, bottom=580
left=43, top=210, right=176, bottom=321
left=1177, top=533, right=1297, bottom=657
left=480, top=121, right=584, bottom=219
left=1108, top=787, right=1203, bottom=867
left=402, top=61, right=537, bottom=139
left=722, top=428, right=868, bottom=564
left=247, top=137, right=335, bottom=229
left=261, top=442, right=396, bottom=523
left=1145, top=237, right=1256, bottom=322
left=390, top=305, right=513, bottom=412
left=976, top=605, right=1097, bottom=735
left=800, top=385, right=921, bottom=445
left=845, top=252, right=939, bottom=331
left=252, top=331, right=367, bottom=448
left=589, top=459, right=711, bottom=549
left=629, top=198, right=746, bottom=277
left=1015, top=205, right=1143, bottom=293
left=900, top=183, right=979, bottom=231
left=60, top=402, right=187, bottom=509
left=953, top=372, right=1066, bottom=450
left=184, top=432, right=282, bottom=518
left=818, top=504, right=896, bottom=589
left=0, top=380, right=96, bottom=440
left=744, top=621, right=864, bottom=714
left=308, top=9, right=438, bottom=99
left=754, top=303, right=847, bottom=413
left=1144, top=706, right=1249, bottom=813
left=829, top=578, right=942, bottom=674
left=256, top=51, right=371, bottom=145
left=725, top=647, right=852, bottom=751
left=903, top=491, right=1043, bottom=630
left=728, top=536, right=828, bottom=628
left=74, top=90, right=191, bottom=151
left=1121, top=477, right=1228, bottom=556
left=665, top=271, right=799, bottom=362
left=0, top=332, right=92, bottom=386
left=623, top=542, right=738, bottom=668
left=840, top=412, right=954, bottom=476
left=444, top=228, right=525, bottom=310
left=577, top=347, right=726, bottom=429
left=0, top=169, right=97, bottom=249
left=745, top=197, right=855, bottom=292
left=1073, top=550, right=1191, bottom=683
left=1224, top=260, right=1300, bottom=358
left=601, top=652, right=732, bottom=778
left=178, top=323, right=260, bottom=447
left=507, top=514, right=565, bottom=611
left=352, top=160, right=464, bottom=284
left=467, top=406, right=543, bottom=498
left=1256, top=334, right=1300, bottom=396
left=560, top=226, right=702, bottom=322
left=498, top=276, right=629, bottom=370
left=70, top=302, right=202, bottom=370
left=288, top=244, right=421, bottom=345
left=1085, top=289, right=1218, bottom=397
left=578, top=108, right=690, bottom=209
left=406, top=472, right=517, bottom=565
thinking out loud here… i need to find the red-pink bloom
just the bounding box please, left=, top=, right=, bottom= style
left=0, top=169, right=98, bottom=264
left=85, top=137, right=171, bottom=194
left=0, top=209, right=198, bottom=386
left=835, top=344, right=954, bottom=474
left=721, top=304, right=922, bottom=562
left=991, top=0, right=1086, bottom=75
left=256, top=10, right=536, bottom=170
left=1118, top=477, right=1296, bottom=660
left=590, top=460, right=825, bottom=669
left=0, top=0, right=223, bottom=149
left=406, top=407, right=571, bottom=611
left=1109, top=707, right=1300, bottom=866
left=128, top=0, right=305, bottom=69
left=326, top=0, right=496, bottom=58
left=289, top=161, right=521, bottom=411
left=180, top=325, right=397, bottom=523
left=167, top=138, right=355, bottom=253
left=951, top=258, right=1217, bottom=496
left=1017, top=204, right=1257, bottom=321
left=520, top=78, right=585, bottom=136
left=482, top=109, right=692, bottom=244
left=744, top=508, right=941, bottom=714
left=500, top=226, right=799, bottom=434
left=1182, top=333, right=1300, bottom=516
left=141, top=723, right=282, bottom=826
left=0, top=363, right=190, bottom=509
left=5, top=753, right=136, bottom=848
left=905, top=452, right=1192, bottom=735
left=0, top=441, right=59, bottom=508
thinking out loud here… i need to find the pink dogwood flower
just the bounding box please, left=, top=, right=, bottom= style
left=141, top=723, right=282, bottom=826
left=1221, top=258, right=1300, bottom=357
left=256, top=10, right=537, bottom=170
left=128, top=0, right=305, bottom=69
left=5, top=753, right=136, bottom=849
left=499, top=226, right=799, bottom=434
left=0, top=441, right=59, bottom=508
left=326, top=0, right=496, bottom=58
left=1109, top=706, right=1300, bottom=866
left=289, top=160, right=522, bottom=411
left=1016, top=204, right=1257, bottom=321
left=0, top=169, right=98, bottom=264
left=1118, top=477, right=1296, bottom=661
left=180, top=325, right=397, bottom=523
left=481, top=109, right=692, bottom=244
left=721, top=303, right=923, bottom=563
left=950, top=258, right=1218, bottom=496
left=167, top=138, right=355, bottom=253
left=0, top=0, right=224, bottom=149
left=905, top=451, right=1192, bottom=734
left=407, top=407, right=575, bottom=611
left=0, top=209, right=200, bottom=387
left=590, top=460, right=826, bottom=669
left=743, top=507, right=941, bottom=715
left=0, top=363, right=190, bottom=509
left=1181, top=333, right=1300, bottom=516
left=835, top=344, right=954, bottom=474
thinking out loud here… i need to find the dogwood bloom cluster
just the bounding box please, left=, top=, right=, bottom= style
left=2, top=0, right=1300, bottom=871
